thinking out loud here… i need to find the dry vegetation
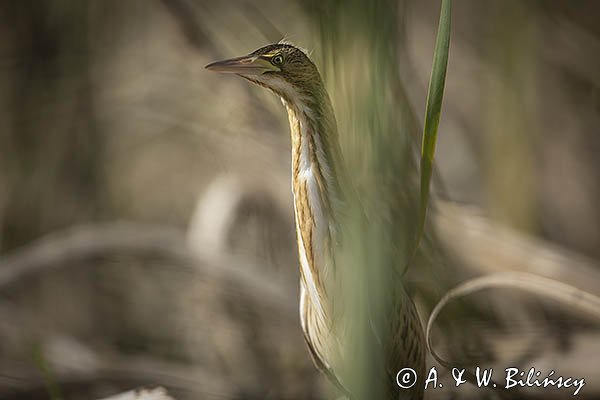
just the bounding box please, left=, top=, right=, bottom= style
left=0, top=1, right=599, bottom=399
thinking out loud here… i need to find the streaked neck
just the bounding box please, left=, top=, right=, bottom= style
left=281, top=91, right=344, bottom=317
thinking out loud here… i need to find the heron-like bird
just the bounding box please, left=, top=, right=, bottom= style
left=206, top=43, right=425, bottom=399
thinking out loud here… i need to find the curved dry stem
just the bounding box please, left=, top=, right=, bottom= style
left=426, top=272, right=600, bottom=398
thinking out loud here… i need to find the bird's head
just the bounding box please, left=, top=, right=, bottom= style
left=206, top=43, right=323, bottom=106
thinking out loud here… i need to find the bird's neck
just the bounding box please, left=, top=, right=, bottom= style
left=281, top=93, right=345, bottom=315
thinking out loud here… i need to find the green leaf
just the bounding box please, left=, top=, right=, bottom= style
left=411, top=0, right=452, bottom=264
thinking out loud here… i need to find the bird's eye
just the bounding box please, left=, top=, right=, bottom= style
left=272, top=55, right=284, bottom=66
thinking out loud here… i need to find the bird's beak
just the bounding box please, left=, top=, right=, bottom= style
left=205, top=55, right=280, bottom=75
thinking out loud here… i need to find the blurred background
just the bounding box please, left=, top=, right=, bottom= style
left=0, top=0, right=599, bottom=399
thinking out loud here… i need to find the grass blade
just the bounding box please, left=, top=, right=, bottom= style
left=410, top=0, right=452, bottom=266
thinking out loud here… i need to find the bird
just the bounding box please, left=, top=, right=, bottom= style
left=206, top=42, right=425, bottom=399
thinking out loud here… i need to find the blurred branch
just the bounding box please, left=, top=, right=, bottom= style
left=0, top=222, right=295, bottom=314
left=99, top=388, right=175, bottom=400
left=435, top=202, right=600, bottom=295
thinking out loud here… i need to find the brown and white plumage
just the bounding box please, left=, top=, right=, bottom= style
left=207, top=43, right=425, bottom=399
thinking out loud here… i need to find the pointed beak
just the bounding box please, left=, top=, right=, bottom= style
left=205, top=55, right=280, bottom=75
